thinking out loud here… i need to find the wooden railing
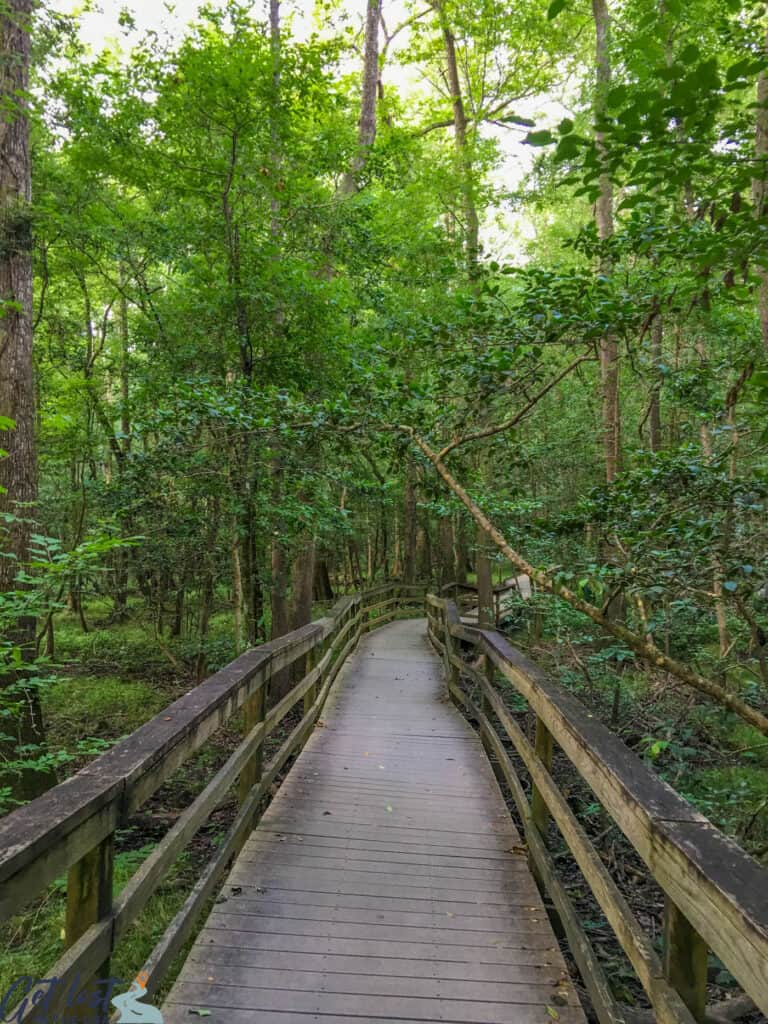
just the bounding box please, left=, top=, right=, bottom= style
left=439, top=578, right=530, bottom=624
left=0, top=583, right=426, bottom=1020
left=426, top=593, right=768, bottom=1024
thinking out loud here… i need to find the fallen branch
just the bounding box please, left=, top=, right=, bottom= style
left=403, top=429, right=768, bottom=738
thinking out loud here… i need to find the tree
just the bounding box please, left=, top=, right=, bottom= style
left=0, top=0, right=48, bottom=801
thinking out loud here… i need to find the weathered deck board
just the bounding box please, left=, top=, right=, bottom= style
left=163, top=619, right=585, bottom=1024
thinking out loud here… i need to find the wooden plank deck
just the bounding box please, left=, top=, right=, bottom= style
left=162, top=619, right=586, bottom=1024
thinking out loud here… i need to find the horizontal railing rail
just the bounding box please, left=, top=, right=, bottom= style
left=0, top=582, right=426, bottom=1020
left=425, top=593, right=768, bottom=1024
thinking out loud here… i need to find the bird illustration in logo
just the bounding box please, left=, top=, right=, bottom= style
left=111, top=972, right=164, bottom=1023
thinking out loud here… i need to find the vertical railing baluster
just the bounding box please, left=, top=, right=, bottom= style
left=239, top=676, right=266, bottom=805
left=66, top=831, right=115, bottom=1012
left=663, top=898, right=708, bottom=1021
left=530, top=717, right=553, bottom=836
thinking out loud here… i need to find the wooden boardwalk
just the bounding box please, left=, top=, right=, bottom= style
left=162, top=619, right=586, bottom=1024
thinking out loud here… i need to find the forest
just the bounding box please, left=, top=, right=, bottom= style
left=1, top=0, right=768, bottom=1019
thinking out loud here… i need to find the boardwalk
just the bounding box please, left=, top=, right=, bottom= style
left=162, top=619, right=586, bottom=1024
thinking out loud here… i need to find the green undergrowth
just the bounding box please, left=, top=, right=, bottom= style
left=503, top=605, right=768, bottom=859
left=0, top=844, right=196, bottom=1004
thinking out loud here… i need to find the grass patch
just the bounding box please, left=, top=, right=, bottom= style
left=0, top=843, right=199, bottom=1007
left=43, top=675, right=170, bottom=754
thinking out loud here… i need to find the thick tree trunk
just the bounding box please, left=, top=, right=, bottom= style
left=340, top=0, right=382, bottom=194
left=313, top=558, right=334, bottom=602
left=0, top=0, right=50, bottom=801
left=290, top=536, right=316, bottom=631
left=453, top=516, right=469, bottom=584
left=592, top=0, right=620, bottom=481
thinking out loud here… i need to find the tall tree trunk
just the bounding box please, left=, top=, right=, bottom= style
left=0, top=0, right=49, bottom=801
left=282, top=534, right=316, bottom=699
left=195, top=498, right=220, bottom=683
left=436, top=0, right=479, bottom=275
left=439, top=516, right=454, bottom=587
left=476, top=528, right=494, bottom=628
left=403, top=457, right=417, bottom=583
left=416, top=522, right=431, bottom=581
left=648, top=315, right=663, bottom=452
left=313, top=558, right=334, bottom=602
left=392, top=515, right=402, bottom=578
left=232, top=526, right=246, bottom=652
left=696, top=340, right=730, bottom=658
left=341, top=0, right=382, bottom=194
left=453, top=515, right=469, bottom=585
left=290, top=536, right=315, bottom=631
left=592, top=0, right=620, bottom=481
left=754, top=25, right=768, bottom=353
left=270, top=457, right=289, bottom=640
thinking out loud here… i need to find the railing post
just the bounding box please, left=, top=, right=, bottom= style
left=304, top=640, right=320, bottom=716
left=239, top=678, right=266, bottom=805
left=530, top=716, right=554, bottom=837
left=479, top=654, right=494, bottom=750
left=528, top=715, right=554, bottom=892
left=66, top=832, right=114, bottom=992
left=443, top=606, right=459, bottom=703
left=663, top=898, right=709, bottom=1021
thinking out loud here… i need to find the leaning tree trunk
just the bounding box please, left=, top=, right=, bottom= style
left=0, top=0, right=51, bottom=802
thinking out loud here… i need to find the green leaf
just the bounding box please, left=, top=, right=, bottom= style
left=524, top=129, right=554, bottom=146
left=547, top=0, right=567, bottom=18
left=558, top=118, right=574, bottom=135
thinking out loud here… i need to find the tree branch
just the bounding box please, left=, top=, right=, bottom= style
left=400, top=428, right=768, bottom=737
left=437, top=349, right=596, bottom=460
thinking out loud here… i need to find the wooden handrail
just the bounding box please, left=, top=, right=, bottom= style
left=439, top=578, right=524, bottom=595
left=0, top=582, right=427, bottom=1019
left=425, top=594, right=768, bottom=1024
